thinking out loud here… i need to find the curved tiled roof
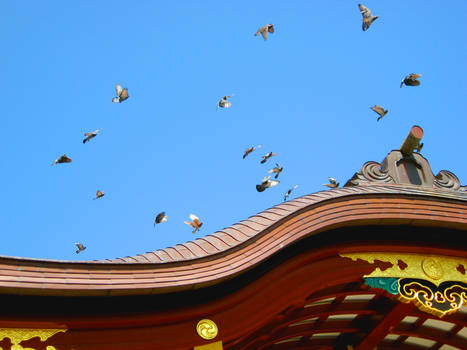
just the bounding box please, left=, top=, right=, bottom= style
left=0, top=184, right=465, bottom=296
left=103, top=184, right=466, bottom=264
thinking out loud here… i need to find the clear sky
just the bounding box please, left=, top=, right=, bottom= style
left=1, top=1, right=466, bottom=261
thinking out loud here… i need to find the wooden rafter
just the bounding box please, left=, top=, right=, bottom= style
left=355, top=301, right=414, bottom=350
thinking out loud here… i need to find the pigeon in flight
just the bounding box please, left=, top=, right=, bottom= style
left=243, top=144, right=262, bottom=159
left=154, top=211, right=168, bottom=226
left=260, top=152, right=277, bottom=164
left=359, top=4, right=378, bottom=31
left=112, top=83, right=129, bottom=103
left=284, top=185, right=298, bottom=201
left=370, top=105, right=388, bottom=121
left=184, top=214, right=203, bottom=234
left=268, top=163, right=283, bottom=179
left=217, top=95, right=233, bottom=110
left=400, top=74, right=422, bottom=88
left=52, top=154, right=72, bottom=166
left=93, top=190, right=105, bottom=200
left=75, top=243, right=86, bottom=254
left=83, top=128, right=102, bottom=144
left=323, top=177, right=339, bottom=189
left=256, top=175, right=280, bottom=192
left=255, top=24, right=274, bottom=40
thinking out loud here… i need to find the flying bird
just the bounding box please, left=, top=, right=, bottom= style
left=255, top=24, right=274, bottom=40
left=359, top=4, right=379, bottom=31
left=51, top=154, right=72, bottom=166
left=184, top=214, right=203, bottom=234
left=268, top=163, right=283, bottom=179
left=400, top=74, right=422, bottom=88
left=83, top=128, right=102, bottom=144
left=256, top=175, right=280, bottom=192
left=93, top=190, right=105, bottom=200
left=154, top=211, right=168, bottom=226
left=217, top=95, right=233, bottom=110
left=243, top=144, right=262, bottom=159
left=260, top=152, right=277, bottom=164
left=284, top=185, right=298, bottom=201
left=370, top=105, right=388, bottom=121
left=112, top=83, right=129, bottom=103
left=75, top=243, right=86, bottom=254
left=323, top=177, right=339, bottom=189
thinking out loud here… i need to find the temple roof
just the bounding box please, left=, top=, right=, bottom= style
left=0, top=183, right=464, bottom=296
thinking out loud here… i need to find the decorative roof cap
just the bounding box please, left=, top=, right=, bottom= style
left=345, top=126, right=466, bottom=192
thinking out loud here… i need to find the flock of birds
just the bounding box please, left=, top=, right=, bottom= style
left=48, top=4, right=424, bottom=255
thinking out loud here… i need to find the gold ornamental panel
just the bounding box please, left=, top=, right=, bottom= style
left=0, top=328, right=66, bottom=350
left=340, top=253, right=467, bottom=286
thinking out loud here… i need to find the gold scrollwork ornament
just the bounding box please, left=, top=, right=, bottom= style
left=196, top=319, right=218, bottom=340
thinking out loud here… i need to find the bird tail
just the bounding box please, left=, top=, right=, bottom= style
left=377, top=116, right=383, bottom=121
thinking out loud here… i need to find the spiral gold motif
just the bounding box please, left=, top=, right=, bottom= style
left=422, top=258, right=444, bottom=280
left=196, top=319, right=218, bottom=340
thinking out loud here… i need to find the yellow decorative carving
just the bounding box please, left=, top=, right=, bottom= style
left=397, top=280, right=467, bottom=318
left=196, top=319, right=218, bottom=340
left=194, top=340, right=223, bottom=350
left=0, top=328, right=66, bottom=350
left=339, top=253, right=467, bottom=286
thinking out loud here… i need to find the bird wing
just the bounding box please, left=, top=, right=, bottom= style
left=408, top=73, right=422, bottom=79
left=119, top=88, right=129, bottom=101
left=115, top=84, right=123, bottom=97
left=370, top=106, right=384, bottom=116
left=260, top=30, right=268, bottom=40
left=58, top=155, right=71, bottom=163
left=112, top=97, right=119, bottom=103
left=189, top=213, right=199, bottom=221
left=184, top=221, right=194, bottom=227
left=359, top=4, right=372, bottom=18
left=329, top=177, right=337, bottom=184
left=267, top=180, right=280, bottom=188
left=255, top=26, right=266, bottom=36
left=268, top=168, right=275, bottom=173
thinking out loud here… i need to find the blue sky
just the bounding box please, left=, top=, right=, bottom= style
left=1, top=1, right=466, bottom=261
